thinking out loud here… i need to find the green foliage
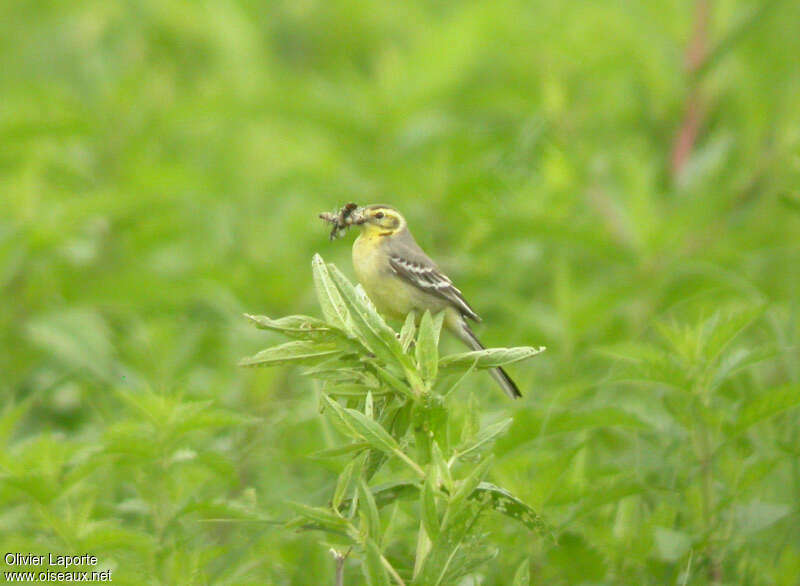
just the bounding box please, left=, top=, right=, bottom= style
left=252, top=256, right=546, bottom=583
left=2, top=0, right=800, bottom=582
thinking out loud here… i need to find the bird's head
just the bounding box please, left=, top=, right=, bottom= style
left=351, top=204, right=406, bottom=236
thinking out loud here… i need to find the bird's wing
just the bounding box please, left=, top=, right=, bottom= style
left=388, top=254, right=481, bottom=322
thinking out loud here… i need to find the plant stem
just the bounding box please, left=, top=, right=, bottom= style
left=394, top=449, right=426, bottom=478
left=694, top=389, right=721, bottom=584
left=381, top=552, right=407, bottom=586
left=330, top=548, right=349, bottom=586
left=335, top=557, right=345, bottom=586
left=671, top=0, right=710, bottom=178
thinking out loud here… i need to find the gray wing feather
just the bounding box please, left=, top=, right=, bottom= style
left=387, top=230, right=481, bottom=322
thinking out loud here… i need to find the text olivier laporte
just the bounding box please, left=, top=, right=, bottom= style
left=4, top=553, right=112, bottom=582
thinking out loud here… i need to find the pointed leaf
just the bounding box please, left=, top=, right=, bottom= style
left=400, top=311, right=417, bottom=352
left=439, top=346, right=546, bottom=370
left=359, top=479, right=382, bottom=541
left=416, top=311, right=444, bottom=383
left=339, top=481, right=420, bottom=511
left=333, top=459, right=359, bottom=511
left=327, top=384, right=389, bottom=398
left=365, top=391, right=374, bottom=420
left=701, top=305, right=763, bottom=365
left=362, top=538, right=390, bottom=586
left=512, top=559, right=530, bottom=586
left=373, top=364, right=415, bottom=399
left=446, top=456, right=493, bottom=525
left=415, top=502, right=483, bottom=585
left=286, top=502, right=351, bottom=534
left=432, top=441, right=453, bottom=493
left=335, top=480, right=551, bottom=536
left=322, top=395, right=423, bottom=477
left=422, top=472, right=440, bottom=539
left=735, top=500, right=792, bottom=534
left=733, top=384, right=800, bottom=435
left=309, top=442, right=370, bottom=460
left=327, top=264, right=405, bottom=364
left=325, top=396, right=399, bottom=454
left=455, top=418, right=512, bottom=460
left=473, top=483, right=553, bottom=538
left=238, top=341, right=341, bottom=367
left=243, top=313, right=342, bottom=341
left=653, top=527, right=692, bottom=562
left=321, top=394, right=361, bottom=440
left=311, top=254, right=352, bottom=331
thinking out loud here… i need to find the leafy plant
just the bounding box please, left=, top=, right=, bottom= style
left=241, top=254, right=547, bottom=584
left=604, top=307, right=800, bottom=583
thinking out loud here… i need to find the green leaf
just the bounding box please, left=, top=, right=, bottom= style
left=171, top=404, right=260, bottom=436
left=653, top=527, right=692, bottom=562
left=322, top=395, right=423, bottom=477
left=400, top=311, right=417, bottom=353
left=359, top=479, right=382, bottom=542
left=243, top=313, right=342, bottom=341
left=311, top=254, right=352, bottom=331
left=179, top=499, right=279, bottom=525
left=733, top=384, right=800, bottom=435
left=600, top=342, right=690, bottom=392
left=372, top=364, right=415, bottom=400
left=506, top=407, right=648, bottom=442
left=333, top=459, right=359, bottom=511
left=700, top=305, right=763, bottom=366
left=336, top=480, right=550, bottom=536
left=365, top=391, right=374, bottom=420
left=455, top=417, right=512, bottom=460
left=460, top=394, right=480, bottom=444
left=416, top=311, right=444, bottom=384
left=556, top=478, right=645, bottom=526
left=441, top=359, right=480, bottom=398
left=238, top=340, right=342, bottom=367
left=339, top=481, right=420, bottom=511
left=309, top=442, right=370, bottom=460
left=322, top=394, right=363, bottom=440
left=512, top=558, right=530, bottom=586
left=473, top=483, right=553, bottom=537
left=709, top=346, right=778, bottom=391
left=446, top=456, right=493, bottom=526
left=414, top=500, right=483, bottom=585
left=439, top=346, right=546, bottom=370
left=327, top=263, right=407, bottom=365
left=326, top=384, right=389, bottom=398
left=545, top=532, right=605, bottom=583
left=286, top=502, right=352, bottom=535
left=432, top=441, right=453, bottom=493
left=25, top=308, right=115, bottom=382
left=0, top=400, right=32, bottom=446
left=303, top=356, right=373, bottom=381
left=362, top=538, right=390, bottom=586
left=735, top=500, right=792, bottom=535
left=421, top=472, right=440, bottom=539
left=322, top=395, right=398, bottom=453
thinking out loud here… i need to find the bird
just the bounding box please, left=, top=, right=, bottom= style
left=347, top=204, right=521, bottom=398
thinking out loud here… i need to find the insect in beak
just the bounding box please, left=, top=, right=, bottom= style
left=349, top=209, right=367, bottom=225
left=319, top=203, right=365, bottom=240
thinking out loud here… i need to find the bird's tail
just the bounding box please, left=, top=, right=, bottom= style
left=452, top=318, right=522, bottom=399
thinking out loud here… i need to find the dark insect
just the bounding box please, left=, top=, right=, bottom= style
left=319, top=202, right=360, bottom=240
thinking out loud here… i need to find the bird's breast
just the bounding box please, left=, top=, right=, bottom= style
left=352, top=234, right=409, bottom=319
left=352, top=233, right=388, bottom=282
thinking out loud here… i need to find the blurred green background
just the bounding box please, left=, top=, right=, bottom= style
left=2, top=0, right=800, bottom=583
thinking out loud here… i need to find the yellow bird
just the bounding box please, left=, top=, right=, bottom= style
left=347, top=204, right=521, bottom=398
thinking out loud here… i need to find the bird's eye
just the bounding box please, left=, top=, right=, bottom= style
left=374, top=212, right=384, bottom=219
